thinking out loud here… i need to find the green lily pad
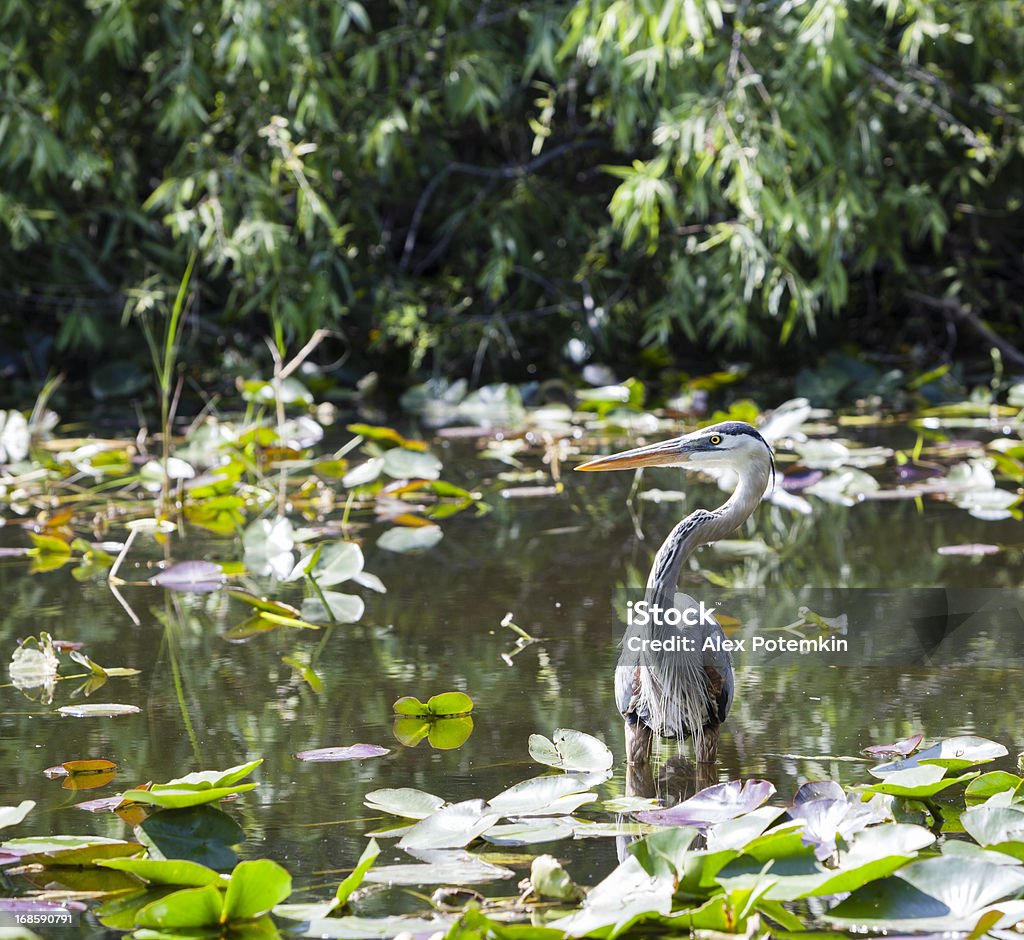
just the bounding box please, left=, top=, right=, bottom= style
left=826, top=855, right=1024, bottom=932
left=223, top=859, right=291, bottom=919
left=121, top=783, right=257, bottom=810
left=870, top=736, right=1008, bottom=777
left=855, top=764, right=978, bottom=798
left=5, top=836, right=144, bottom=867
left=99, top=858, right=223, bottom=887
left=965, top=772, right=1024, bottom=804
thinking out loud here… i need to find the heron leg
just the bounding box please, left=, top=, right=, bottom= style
left=696, top=722, right=720, bottom=764
left=625, top=720, right=654, bottom=766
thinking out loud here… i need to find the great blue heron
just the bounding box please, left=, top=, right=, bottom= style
left=576, top=421, right=775, bottom=765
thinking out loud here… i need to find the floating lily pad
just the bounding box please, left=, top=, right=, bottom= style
left=300, top=591, right=365, bottom=624
left=120, top=784, right=257, bottom=810
left=364, top=851, right=513, bottom=886
left=870, top=736, right=1007, bottom=777
left=636, top=780, right=776, bottom=827
left=482, top=816, right=577, bottom=846
left=856, top=764, right=978, bottom=798
left=487, top=774, right=601, bottom=818
left=397, top=800, right=500, bottom=851
left=965, top=772, right=1024, bottom=804
left=0, top=801, right=34, bottom=829
left=962, top=803, right=1024, bottom=850
left=149, top=561, right=225, bottom=593
left=528, top=729, right=613, bottom=773
left=826, top=855, right=1024, bottom=932
left=295, top=745, right=389, bottom=762
left=57, top=703, right=140, bottom=718
left=392, top=691, right=473, bottom=718
left=382, top=448, right=442, bottom=481
left=863, top=733, right=924, bottom=759
left=99, top=857, right=223, bottom=887
left=300, top=915, right=455, bottom=938
left=376, top=524, right=443, bottom=553
left=4, top=836, right=144, bottom=867
left=364, top=788, right=445, bottom=820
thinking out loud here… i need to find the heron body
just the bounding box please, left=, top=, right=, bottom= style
left=576, top=421, right=775, bottom=763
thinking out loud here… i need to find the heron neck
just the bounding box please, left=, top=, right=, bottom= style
left=646, top=462, right=770, bottom=600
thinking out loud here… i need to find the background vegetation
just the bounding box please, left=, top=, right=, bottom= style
left=1, top=0, right=1022, bottom=389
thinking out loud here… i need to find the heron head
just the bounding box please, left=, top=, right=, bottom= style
left=575, top=421, right=775, bottom=481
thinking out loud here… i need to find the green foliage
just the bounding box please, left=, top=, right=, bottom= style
left=1, top=0, right=1022, bottom=375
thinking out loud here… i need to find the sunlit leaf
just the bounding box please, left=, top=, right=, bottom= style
left=223, top=859, right=291, bottom=919
left=397, top=800, right=500, bottom=850
left=376, top=524, right=443, bottom=553
left=528, top=729, right=613, bottom=772
left=364, top=788, right=445, bottom=820
left=0, top=801, right=34, bottom=829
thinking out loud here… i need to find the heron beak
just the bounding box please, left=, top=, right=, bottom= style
left=575, top=437, right=693, bottom=471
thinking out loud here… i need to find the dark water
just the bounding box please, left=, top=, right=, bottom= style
left=1, top=427, right=1023, bottom=930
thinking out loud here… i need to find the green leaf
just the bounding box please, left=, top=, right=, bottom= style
left=99, top=858, right=222, bottom=887
left=135, top=884, right=226, bottom=928
left=376, top=524, right=443, bottom=553
left=335, top=839, right=380, bottom=908
left=426, top=691, right=473, bottom=716
left=223, top=859, right=292, bottom=920
left=381, top=448, right=442, bottom=480
left=854, top=765, right=978, bottom=798
left=122, top=783, right=257, bottom=809
left=392, top=696, right=430, bottom=717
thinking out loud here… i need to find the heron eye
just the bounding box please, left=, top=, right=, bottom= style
left=709, top=434, right=722, bottom=445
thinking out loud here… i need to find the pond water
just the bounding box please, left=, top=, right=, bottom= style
left=1, top=413, right=1022, bottom=935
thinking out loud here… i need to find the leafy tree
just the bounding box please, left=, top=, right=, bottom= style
left=0, top=0, right=1021, bottom=381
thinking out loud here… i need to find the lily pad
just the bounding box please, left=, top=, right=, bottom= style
left=0, top=801, right=34, bottom=829
left=855, top=764, right=979, bottom=797
left=482, top=816, right=577, bottom=846
left=381, top=448, right=442, bottom=481
left=826, top=855, right=1024, bottom=932
left=392, top=691, right=473, bottom=718
left=863, top=733, right=924, bottom=759
left=376, top=524, right=443, bottom=553
left=870, top=736, right=1007, bottom=777
left=57, top=703, right=141, bottom=718
left=364, top=788, right=445, bottom=820
left=149, top=561, right=225, bottom=593
left=295, top=745, right=389, bottom=762
left=364, top=850, right=514, bottom=886
left=636, top=779, right=776, bottom=827
left=528, top=729, right=613, bottom=773
left=300, top=591, right=365, bottom=624
left=397, top=800, right=500, bottom=850
left=486, top=774, right=601, bottom=818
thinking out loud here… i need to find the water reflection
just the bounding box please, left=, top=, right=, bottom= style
left=0, top=433, right=1023, bottom=903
